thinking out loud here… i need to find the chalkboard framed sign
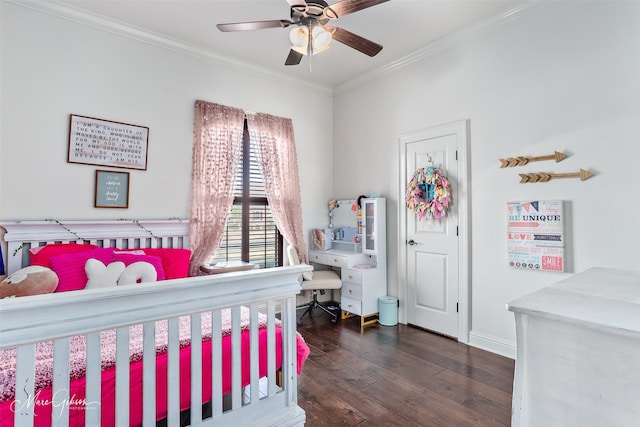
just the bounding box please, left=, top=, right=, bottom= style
left=95, top=170, right=130, bottom=209
left=69, top=114, right=149, bottom=170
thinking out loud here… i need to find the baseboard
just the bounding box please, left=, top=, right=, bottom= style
left=468, top=330, right=516, bottom=359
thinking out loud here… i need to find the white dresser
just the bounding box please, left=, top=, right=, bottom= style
left=340, top=265, right=387, bottom=325
left=507, top=267, right=640, bottom=427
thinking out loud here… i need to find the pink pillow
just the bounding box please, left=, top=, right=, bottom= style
left=141, top=248, right=191, bottom=279
left=113, top=253, right=166, bottom=281
left=49, top=248, right=114, bottom=292
left=30, top=243, right=98, bottom=269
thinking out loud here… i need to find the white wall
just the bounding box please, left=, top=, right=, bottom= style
left=333, top=0, right=640, bottom=356
left=0, top=2, right=333, bottom=240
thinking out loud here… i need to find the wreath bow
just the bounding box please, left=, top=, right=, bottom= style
left=406, top=166, right=452, bottom=220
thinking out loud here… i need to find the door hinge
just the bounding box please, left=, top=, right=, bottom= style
left=455, top=150, right=458, bottom=160
left=456, top=303, right=459, bottom=313
left=456, top=226, right=459, bottom=236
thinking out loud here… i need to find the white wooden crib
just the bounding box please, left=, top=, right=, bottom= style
left=0, top=220, right=308, bottom=426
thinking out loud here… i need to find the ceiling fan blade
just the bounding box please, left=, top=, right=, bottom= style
left=217, top=20, right=293, bottom=32
left=328, top=0, right=389, bottom=18
left=328, top=26, right=383, bottom=57
left=285, top=49, right=304, bottom=66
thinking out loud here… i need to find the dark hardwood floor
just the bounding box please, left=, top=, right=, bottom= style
left=296, top=313, right=515, bottom=427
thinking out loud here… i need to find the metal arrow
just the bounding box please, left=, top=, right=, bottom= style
left=500, top=151, right=568, bottom=168
left=519, top=169, right=594, bottom=183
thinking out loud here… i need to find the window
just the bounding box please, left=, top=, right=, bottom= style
left=210, top=121, right=283, bottom=268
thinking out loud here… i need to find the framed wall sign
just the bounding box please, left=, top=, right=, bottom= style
left=68, top=114, right=149, bottom=170
left=507, top=200, right=565, bottom=272
left=95, top=170, right=130, bottom=209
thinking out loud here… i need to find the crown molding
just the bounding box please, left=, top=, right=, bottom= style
left=333, top=0, right=556, bottom=95
left=6, top=0, right=333, bottom=96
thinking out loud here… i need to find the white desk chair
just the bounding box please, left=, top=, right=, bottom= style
left=287, top=245, right=342, bottom=325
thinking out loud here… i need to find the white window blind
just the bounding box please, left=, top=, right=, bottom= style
left=210, top=125, right=282, bottom=268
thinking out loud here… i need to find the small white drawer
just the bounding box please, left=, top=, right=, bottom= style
left=340, top=296, right=362, bottom=316
left=326, top=254, right=347, bottom=268
left=341, top=282, right=362, bottom=300
left=308, top=251, right=328, bottom=265
left=341, top=268, right=362, bottom=284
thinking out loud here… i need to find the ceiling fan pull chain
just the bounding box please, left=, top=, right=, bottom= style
left=307, top=25, right=313, bottom=72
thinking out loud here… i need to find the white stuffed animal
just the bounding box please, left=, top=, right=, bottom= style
left=117, top=261, right=157, bottom=285
left=85, top=259, right=126, bottom=290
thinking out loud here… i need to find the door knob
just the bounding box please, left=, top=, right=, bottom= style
left=407, top=239, right=421, bottom=246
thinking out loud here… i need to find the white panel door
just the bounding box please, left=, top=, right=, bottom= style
left=403, top=124, right=460, bottom=337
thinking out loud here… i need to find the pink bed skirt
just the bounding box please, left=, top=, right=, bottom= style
left=0, top=327, right=310, bottom=426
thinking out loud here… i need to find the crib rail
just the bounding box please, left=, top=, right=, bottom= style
left=0, top=264, right=308, bottom=426
left=1, top=220, right=189, bottom=275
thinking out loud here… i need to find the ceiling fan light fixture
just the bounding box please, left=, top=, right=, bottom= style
left=289, top=24, right=331, bottom=56
left=311, top=25, right=332, bottom=50
left=289, top=26, right=309, bottom=47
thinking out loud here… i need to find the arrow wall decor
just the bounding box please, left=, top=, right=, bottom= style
left=499, top=151, right=568, bottom=168
left=519, top=169, right=594, bottom=183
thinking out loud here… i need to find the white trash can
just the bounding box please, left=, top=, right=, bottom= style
left=378, top=296, right=398, bottom=326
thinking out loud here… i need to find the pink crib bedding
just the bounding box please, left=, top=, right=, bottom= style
left=0, top=309, right=310, bottom=426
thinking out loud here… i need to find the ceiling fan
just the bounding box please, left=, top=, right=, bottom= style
left=216, top=0, right=389, bottom=66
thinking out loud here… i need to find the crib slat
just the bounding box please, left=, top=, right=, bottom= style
left=14, top=344, right=36, bottom=427
left=267, top=300, right=277, bottom=396
left=85, top=332, right=102, bottom=426
left=283, top=296, right=297, bottom=406
left=190, top=313, right=203, bottom=425
left=52, top=338, right=70, bottom=426
left=166, top=317, right=180, bottom=426
left=5, top=241, right=25, bottom=273
left=231, top=306, right=242, bottom=410
left=115, top=327, right=130, bottom=426
left=249, top=303, right=260, bottom=403
left=210, top=309, right=223, bottom=418
left=142, top=322, right=156, bottom=427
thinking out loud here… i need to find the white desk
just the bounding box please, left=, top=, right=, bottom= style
left=507, top=267, right=640, bottom=427
left=308, top=249, right=386, bottom=328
